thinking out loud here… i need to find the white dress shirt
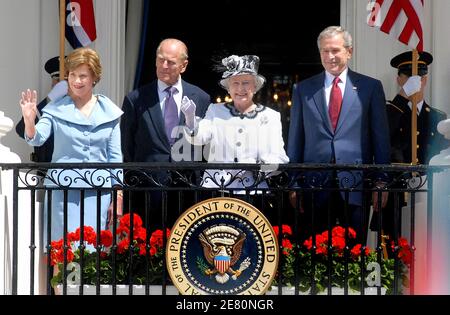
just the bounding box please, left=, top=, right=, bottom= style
left=324, top=68, right=348, bottom=108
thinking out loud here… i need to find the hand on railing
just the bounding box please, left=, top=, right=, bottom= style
left=107, top=190, right=123, bottom=228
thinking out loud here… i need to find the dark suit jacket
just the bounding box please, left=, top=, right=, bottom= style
left=387, top=94, right=449, bottom=164
left=15, top=98, right=54, bottom=162
left=121, top=79, right=210, bottom=163
left=288, top=69, right=391, bottom=206
left=121, top=80, right=210, bottom=226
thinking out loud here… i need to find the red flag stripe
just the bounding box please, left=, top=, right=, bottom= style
left=380, top=1, right=402, bottom=33
left=368, top=0, right=424, bottom=51
left=76, top=0, right=96, bottom=41
left=401, top=1, right=423, bottom=50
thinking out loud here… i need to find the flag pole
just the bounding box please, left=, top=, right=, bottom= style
left=411, top=49, right=419, bottom=165
left=59, top=0, right=65, bottom=81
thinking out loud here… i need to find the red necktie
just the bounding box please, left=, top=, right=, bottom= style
left=328, top=77, right=342, bottom=131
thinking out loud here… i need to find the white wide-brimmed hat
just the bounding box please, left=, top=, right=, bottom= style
left=219, top=55, right=266, bottom=92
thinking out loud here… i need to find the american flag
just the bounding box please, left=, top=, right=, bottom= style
left=367, top=0, right=424, bottom=51
left=65, top=0, right=97, bottom=48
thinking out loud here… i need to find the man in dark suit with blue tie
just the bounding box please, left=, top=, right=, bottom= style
left=288, top=26, right=391, bottom=241
left=121, top=38, right=210, bottom=228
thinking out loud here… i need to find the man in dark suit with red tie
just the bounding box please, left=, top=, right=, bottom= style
left=121, top=38, right=210, bottom=228
left=287, top=26, right=391, bottom=241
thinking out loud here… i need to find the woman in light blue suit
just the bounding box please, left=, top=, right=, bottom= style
left=19, top=48, right=123, bottom=243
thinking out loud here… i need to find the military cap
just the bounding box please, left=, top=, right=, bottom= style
left=390, top=51, right=433, bottom=77
left=44, top=56, right=64, bottom=79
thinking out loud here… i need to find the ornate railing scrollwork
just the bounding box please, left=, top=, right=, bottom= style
left=6, top=162, right=442, bottom=193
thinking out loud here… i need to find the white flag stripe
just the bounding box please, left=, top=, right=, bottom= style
left=73, top=25, right=93, bottom=47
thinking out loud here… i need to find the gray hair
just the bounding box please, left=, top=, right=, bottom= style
left=317, top=26, right=353, bottom=50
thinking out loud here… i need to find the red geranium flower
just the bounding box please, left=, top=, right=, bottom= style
left=274, top=225, right=413, bottom=295
left=50, top=213, right=170, bottom=287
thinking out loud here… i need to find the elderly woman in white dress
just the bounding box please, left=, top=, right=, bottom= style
left=181, top=55, right=289, bottom=196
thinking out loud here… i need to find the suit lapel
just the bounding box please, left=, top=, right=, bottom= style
left=146, top=82, right=171, bottom=148
left=335, top=70, right=358, bottom=134
left=146, top=80, right=200, bottom=148
left=311, top=72, right=333, bottom=133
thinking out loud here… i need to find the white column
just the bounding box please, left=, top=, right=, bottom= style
left=91, top=0, right=126, bottom=106
left=0, top=112, right=20, bottom=164
left=426, top=0, right=450, bottom=294
left=428, top=119, right=450, bottom=294
left=0, top=111, right=20, bottom=294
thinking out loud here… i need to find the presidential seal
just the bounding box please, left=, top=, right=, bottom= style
left=166, top=197, right=279, bottom=295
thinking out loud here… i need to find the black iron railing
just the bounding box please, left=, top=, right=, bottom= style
left=1, top=162, right=446, bottom=295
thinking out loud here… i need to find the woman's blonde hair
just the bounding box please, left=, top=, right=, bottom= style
left=65, top=47, right=102, bottom=83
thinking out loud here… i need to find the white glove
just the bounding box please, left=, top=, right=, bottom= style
left=180, top=96, right=197, bottom=130
left=437, top=119, right=450, bottom=140
left=47, top=80, right=68, bottom=101
left=402, top=75, right=421, bottom=97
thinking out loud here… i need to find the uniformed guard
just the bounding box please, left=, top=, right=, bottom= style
left=388, top=50, right=449, bottom=164
left=15, top=56, right=68, bottom=162
left=372, top=51, right=450, bottom=246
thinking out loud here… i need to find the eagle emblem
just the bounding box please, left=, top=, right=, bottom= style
left=198, top=224, right=251, bottom=284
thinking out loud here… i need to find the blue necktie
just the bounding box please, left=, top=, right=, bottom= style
left=164, top=86, right=179, bottom=145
